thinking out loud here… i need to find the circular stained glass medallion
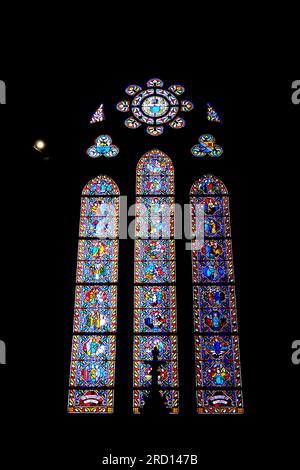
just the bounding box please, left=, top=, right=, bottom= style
left=141, top=96, right=169, bottom=117
left=117, top=78, right=193, bottom=136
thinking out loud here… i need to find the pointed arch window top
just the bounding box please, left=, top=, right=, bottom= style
left=137, top=149, right=174, bottom=176
left=190, top=175, right=228, bottom=196
left=82, top=175, right=120, bottom=196
left=136, top=150, right=175, bottom=196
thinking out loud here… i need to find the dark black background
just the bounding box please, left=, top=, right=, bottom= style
left=0, top=69, right=299, bottom=466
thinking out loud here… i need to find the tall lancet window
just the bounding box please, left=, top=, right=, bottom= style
left=133, top=150, right=179, bottom=414
left=68, top=176, right=120, bottom=413
left=190, top=175, right=244, bottom=414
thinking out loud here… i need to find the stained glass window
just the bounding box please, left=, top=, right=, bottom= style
left=68, top=175, right=120, bottom=413
left=87, top=135, right=119, bottom=159
left=207, top=103, right=222, bottom=123
left=133, top=150, right=179, bottom=413
left=117, top=79, right=193, bottom=136
left=190, top=175, right=244, bottom=414
left=191, top=134, right=224, bottom=158
left=90, top=104, right=105, bottom=124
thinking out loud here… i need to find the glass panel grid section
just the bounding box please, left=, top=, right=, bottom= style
left=190, top=175, right=244, bottom=414
left=133, top=150, right=179, bottom=414
left=68, top=176, right=119, bottom=414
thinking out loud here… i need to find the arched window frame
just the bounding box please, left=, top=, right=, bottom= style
left=133, top=149, right=179, bottom=414
left=190, top=175, right=244, bottom=414
left=68, top=175, right=120, bottom=414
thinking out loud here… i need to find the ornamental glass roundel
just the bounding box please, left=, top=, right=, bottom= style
left=117, top=78, right=194, bottom=136
left=87, top=135, right=119, bottom=159
left=142, top=96, right=169, bottom=117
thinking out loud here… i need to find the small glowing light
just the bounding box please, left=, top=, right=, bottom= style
left=34, top=140, right=46, bottom=152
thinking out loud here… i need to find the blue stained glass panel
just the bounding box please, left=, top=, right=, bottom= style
left=71, top=335, right=116, bottom=361
left=78, top=240, right=118, bottom=261
left=134, top=336, right=177, bottom=361
left=194, top=286, right=236, bottom=309
left=135, top=286, right=176, bottom=310
left=79, top=216, right=118, bottom=238
left=77, top=260, right=118, bottom=283
left=193, top=260, right=234, bottom=284
left=82, top=176, right=119, bottom=196
left=136, top=240, right=175, bottom=260
left=204, top=216, right=231, bottom=238
left=74, top=308, right=117, bottom=333
left=75, top=286, right=118, bottom=310
left=139, top=176, right=173, bottom=195
left=70, top=360, right=115, bottom=387
left=194, top=308, right=238, bottom=333
left=136, top=197, right=175, bottom=216
left=81, top=197, right=119, bottom=218
left=134, top=309, right=177, bottom=333
left=136, top=216, right=174, bottom=239
left=135, top=260, right=175, bottom=283
left=191, top=196, right=229, bottom=217
left=197, top=360, right=239, bottom=388
left=134, top=361, right=178, bottom=388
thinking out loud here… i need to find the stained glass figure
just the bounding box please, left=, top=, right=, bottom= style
left=90, top=104, right=105, bottom=124
left=133, top=150, right=179, bottom=414
left=207, top=103, right=222, bottom=123
left=68, top=176, right=120, bottom=413
left=190, top=175, right=243, bottom=414
left=117, top=79, right=193, bottom=136
left=191, top=135, right=223, bottom=158
left=87, top=135, right=119, bottom=159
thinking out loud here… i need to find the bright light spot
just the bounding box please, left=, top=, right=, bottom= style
left=34, top=140, right=46, bottom=151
